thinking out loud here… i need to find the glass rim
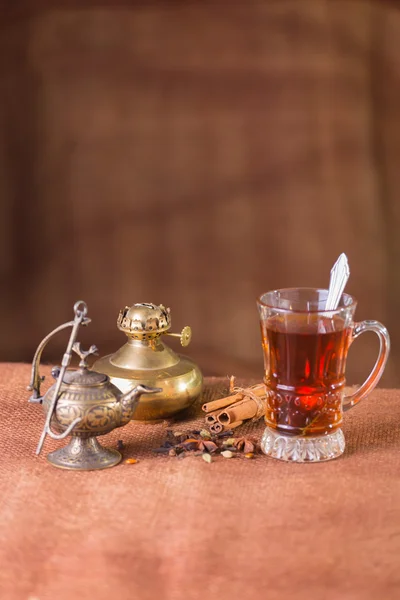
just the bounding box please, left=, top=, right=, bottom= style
left=257, top=287, right=357, bottom=314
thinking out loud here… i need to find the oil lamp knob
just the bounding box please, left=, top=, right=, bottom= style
left=164, top=326, right=192, bottom=347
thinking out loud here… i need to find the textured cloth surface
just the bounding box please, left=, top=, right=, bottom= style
left=0, top=363, right=399, bottom=600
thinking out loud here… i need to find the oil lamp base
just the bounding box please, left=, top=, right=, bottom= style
left=47, top=436, right=122, bottom=471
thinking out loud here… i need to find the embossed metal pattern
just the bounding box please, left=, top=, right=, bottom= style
left=40, top=381, right=159, bottom=469
left=47, top=437, right=122, bottom=470
left=29, top=300, right=162, bottom=470
left=117, top=303, right=171, bottom=340
left=62, top=369, right=107, bottom=386
left=43, top=383, right=140, bottom=435
left=93, top=302, right=203, bottom=421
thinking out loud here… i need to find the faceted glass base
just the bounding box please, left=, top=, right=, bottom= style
left=261, top=427, right=345, bottom=462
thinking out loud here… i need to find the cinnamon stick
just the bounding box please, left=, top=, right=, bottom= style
left=209, top=422, right=223, bottom=434
left=228, top=420, right=243, bottom=430
left=202, top=393, right=244, bottom=413
left=210, top=420, right=244, bottom=435
left=202, top=384, right=265, bottom=414
left=205, top=409, right=221, bottom=425
left=218, top=395, right=267, bottom=425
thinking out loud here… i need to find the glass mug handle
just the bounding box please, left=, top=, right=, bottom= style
left=343, top=320, right=390, bottom=411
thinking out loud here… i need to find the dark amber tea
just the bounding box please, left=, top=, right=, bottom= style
left=261, top=314, right=352, bottom=437
left=258, top=288, right=389, bottom=461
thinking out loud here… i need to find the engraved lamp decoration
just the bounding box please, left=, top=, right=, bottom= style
left=27, top=301, right=161, bottom=470
left=92, top=302, right=203, bottom=421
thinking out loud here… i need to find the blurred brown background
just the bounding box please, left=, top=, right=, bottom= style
left=1, top=0, right=399, bottom=386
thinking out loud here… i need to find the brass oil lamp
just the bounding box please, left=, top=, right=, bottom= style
left=28, top=301, right=161, bottom=470
left=92, top=303, right=203, bottom=421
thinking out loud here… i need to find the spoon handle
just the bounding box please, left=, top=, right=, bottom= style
left=325, top=253, right=350, bottom=311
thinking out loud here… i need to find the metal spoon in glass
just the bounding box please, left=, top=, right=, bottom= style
left=326, top=253, right=350, bottom=311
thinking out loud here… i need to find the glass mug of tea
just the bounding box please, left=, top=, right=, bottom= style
left=257, top=288, right=390, bottom=462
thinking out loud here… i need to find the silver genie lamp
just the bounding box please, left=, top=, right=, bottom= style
left=28, top=301, right=161, bottom=470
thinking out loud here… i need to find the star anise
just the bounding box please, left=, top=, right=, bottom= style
left=234, top=437, right=256, bottom=454
left=152, top=428, right=256, bottom=459
left=199, top=440, right=218, bottom=453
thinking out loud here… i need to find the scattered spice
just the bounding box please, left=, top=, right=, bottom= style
left=117, top=440, right=125, bottom=451
left=221, top=450, right=234, bottom=459
left=222, top=438, right=236, bottom=447
left=183, top=438, right=199, bottom=446
left=236, top=438, right=255, bottom=454
left=164, top=442, right=175, bottom=448
left=202, top=440, right=218, bottom=453
left=200, top=429, right=212, bottom=439
left=152, top=428, right=259, bottom=461
left=125, top=458, right=139, bottom=464
left=217, top=430, right=235, bottom=438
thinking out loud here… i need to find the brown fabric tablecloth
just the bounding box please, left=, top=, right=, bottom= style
left=0, top=364, right=399, bottom=600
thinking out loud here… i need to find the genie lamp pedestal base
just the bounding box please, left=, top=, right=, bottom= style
left=46, top=436, right=122, bottom=471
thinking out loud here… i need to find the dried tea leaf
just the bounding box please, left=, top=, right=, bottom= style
left=152, top=447, right=170, bottom=454
left=193, top=451, right=205, bottom=456
left=191, top=430, right=201, bottom=435
left=125, top=458, right=139, bottom=464
left=244, top=440, right=255, bottom=454
left=203, top=440, right=218, bottom=453
left=221, top=450, right=234, bottom=458
left=200, top=429, right=212, bottom=439
left=117, top=440, right=125, bottom=451
left=244, top=452, right=255, bottom=459
left=202, top=453, right=212, bottom=464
